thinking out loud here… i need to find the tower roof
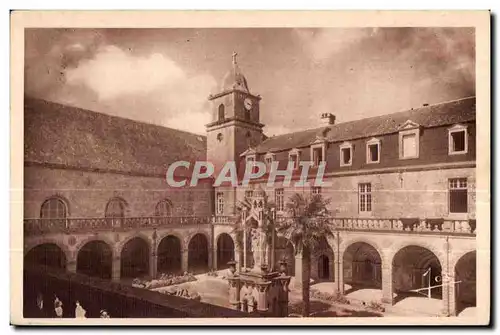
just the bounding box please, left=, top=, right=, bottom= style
left=220, top=52, right=250, bottom=93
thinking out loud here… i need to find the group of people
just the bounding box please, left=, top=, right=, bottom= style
left=36, top=293, right=110, bottom=318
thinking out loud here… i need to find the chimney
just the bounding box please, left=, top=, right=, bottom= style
left=320, top=113, right=336, bottom=125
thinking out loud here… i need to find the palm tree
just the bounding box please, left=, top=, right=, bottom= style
left=276, top=193, right=334, bottom=317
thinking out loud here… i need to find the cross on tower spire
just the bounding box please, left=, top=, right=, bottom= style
left=232, top=51, right=238, bottom=65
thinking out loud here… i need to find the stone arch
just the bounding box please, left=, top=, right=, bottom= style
left=157, top=231, right=185, bottom=251
left=392, top=245, right=442, bottom=303
left=157, top=234, right=182, bottom=274
left=343, top=241, right=382, bottom=292
left=116, top=233, right=153, bottom=255
left=340, top=237, right=387, bottom=265
left=25, top=238, right=71, bottom=261
left=120, top=236, right=151, bottom=279
left=454, top=251, right=476, bottom=315
left=74, top=235, right=116, bottom=256
left=76, top=239, right=113, bottom=279
left=188, top=233, right=209, bottom=274
left=216, top=233, right=235, bottom=269
left=24, top=242, right=67, bottom=269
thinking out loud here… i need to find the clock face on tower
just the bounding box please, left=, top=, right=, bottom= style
left=244, top=97, right=253, bottom=111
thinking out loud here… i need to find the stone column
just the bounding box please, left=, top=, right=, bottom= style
left=336, top=256, right=344, bottom=294
left=66, top=259, right=77, bottom=273
left=294, top=254, right=304, bottom=289
left=149, top=252, right=158, bottom=279
left=277, top=276, right=291, bottom=317
left=181, top=248, right=189, bottom=273
left=227, top=275, right=241, bottom=311
left=208, top=243, right=213, bottom=270
left=440, top=270, right=451, bottom=316
left=255, top=282, right=271, bottom=313
left=381, top=263, right=393, bottom=305
left=111, top=256, right=121, bottom=282
left=448, top=273, right=457, bottom=316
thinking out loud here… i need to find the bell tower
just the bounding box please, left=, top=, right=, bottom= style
left=206, top=52, right=265, bottom=175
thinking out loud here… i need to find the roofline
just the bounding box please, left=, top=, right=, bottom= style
left=254, top=96, right=476, bottom=155
left=24, top=96, right=208, bottom=140
left=208, top=89, right=262, bottom=101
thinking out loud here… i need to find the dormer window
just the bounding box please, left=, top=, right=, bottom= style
left=264, top=153, right=275, bottom=170
left=311, top=143, right=325, bottom=167
left=398, top=120, right=420, bottom=160
left=366, top=138, right=380, bottom=164
left=339, top=142, right=353, bottom=167
left=288, top=149, right=301, bottom=170
left=448, top=124, right=468, bottom=155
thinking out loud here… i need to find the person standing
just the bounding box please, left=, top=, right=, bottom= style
left=54, top=296, right=63, bottom=318
left=75, top=301, right=86, bottom=319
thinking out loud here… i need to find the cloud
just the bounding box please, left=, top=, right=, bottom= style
left=165, top=111, right=211, bottom=135
left=294, top=28, right=376, bottom=61
left=264, top=125, right=292, bottom=137
left=60, top=44, right=217, bottom=132
left=66, top=46, right=186, bottom=100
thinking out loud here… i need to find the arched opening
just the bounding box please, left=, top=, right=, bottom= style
left=120, top=237, right=150, bottom=279
left=318, top=255, right=330, bottom=280
left=105, top=197, right=126, bottom=227
left=218, top=104, right=225, bottom=121
left=154, top=199, right=172, bottom=225
left=40, top=197, right=68, bottom=229
left=455, top=251, right=476, bottom=315
left=275, top=236, right=295, bottom=276
left=157, top=235, right=182, bottom=275
left=216, top=233, right=235, bottom=269
left=343, top=242, right=382, bottom=293
left=312, top=237, right=334, bottom=281
left=392, top=245, right=442, bottom=303
left=25, top=243, right=67, bottom=269
left=188, top=234, right=209, bottom=274
left=76, top=240, right=113, bottom=279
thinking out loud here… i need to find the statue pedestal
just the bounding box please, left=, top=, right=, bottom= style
left=235, top=266, right=291, bottom=317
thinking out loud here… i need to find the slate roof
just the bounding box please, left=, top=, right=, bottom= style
left=24, top=97, right=207, bottom=176
left=256, top=96, right=476, bottom=154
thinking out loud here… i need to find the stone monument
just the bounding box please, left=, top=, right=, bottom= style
left=227, top=185, right=291, bottom=317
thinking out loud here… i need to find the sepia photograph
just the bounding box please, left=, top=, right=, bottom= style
left=9, top=10, right=491, bottom=326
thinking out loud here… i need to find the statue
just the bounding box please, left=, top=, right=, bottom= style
left=250, top=225, right=268, bottom=270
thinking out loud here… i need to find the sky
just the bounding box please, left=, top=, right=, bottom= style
left=24, top=28, right=475, bottom=136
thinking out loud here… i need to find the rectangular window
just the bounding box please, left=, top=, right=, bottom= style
left=450, top=131, right=466, bottom=153
left=275, top=188, right=284, bottom=212
left=311, top=187, right=321, bottom=195
left=359, top=183, right=372, bottom=213
left=402, top=133, right=417, bottom=158
left=341, top=147, right=352, bottom=166
left=312, top=147, right=323, bottom=166
left=367, top=144, right=379, bottom=163
left=216, top=192, right=224, bottom=215
left=449, top=178, right=468, bottom=213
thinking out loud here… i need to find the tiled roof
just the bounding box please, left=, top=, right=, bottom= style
left=256, top=96, right=476, bottom=154
left=24, top=97, right=207, bottom=176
